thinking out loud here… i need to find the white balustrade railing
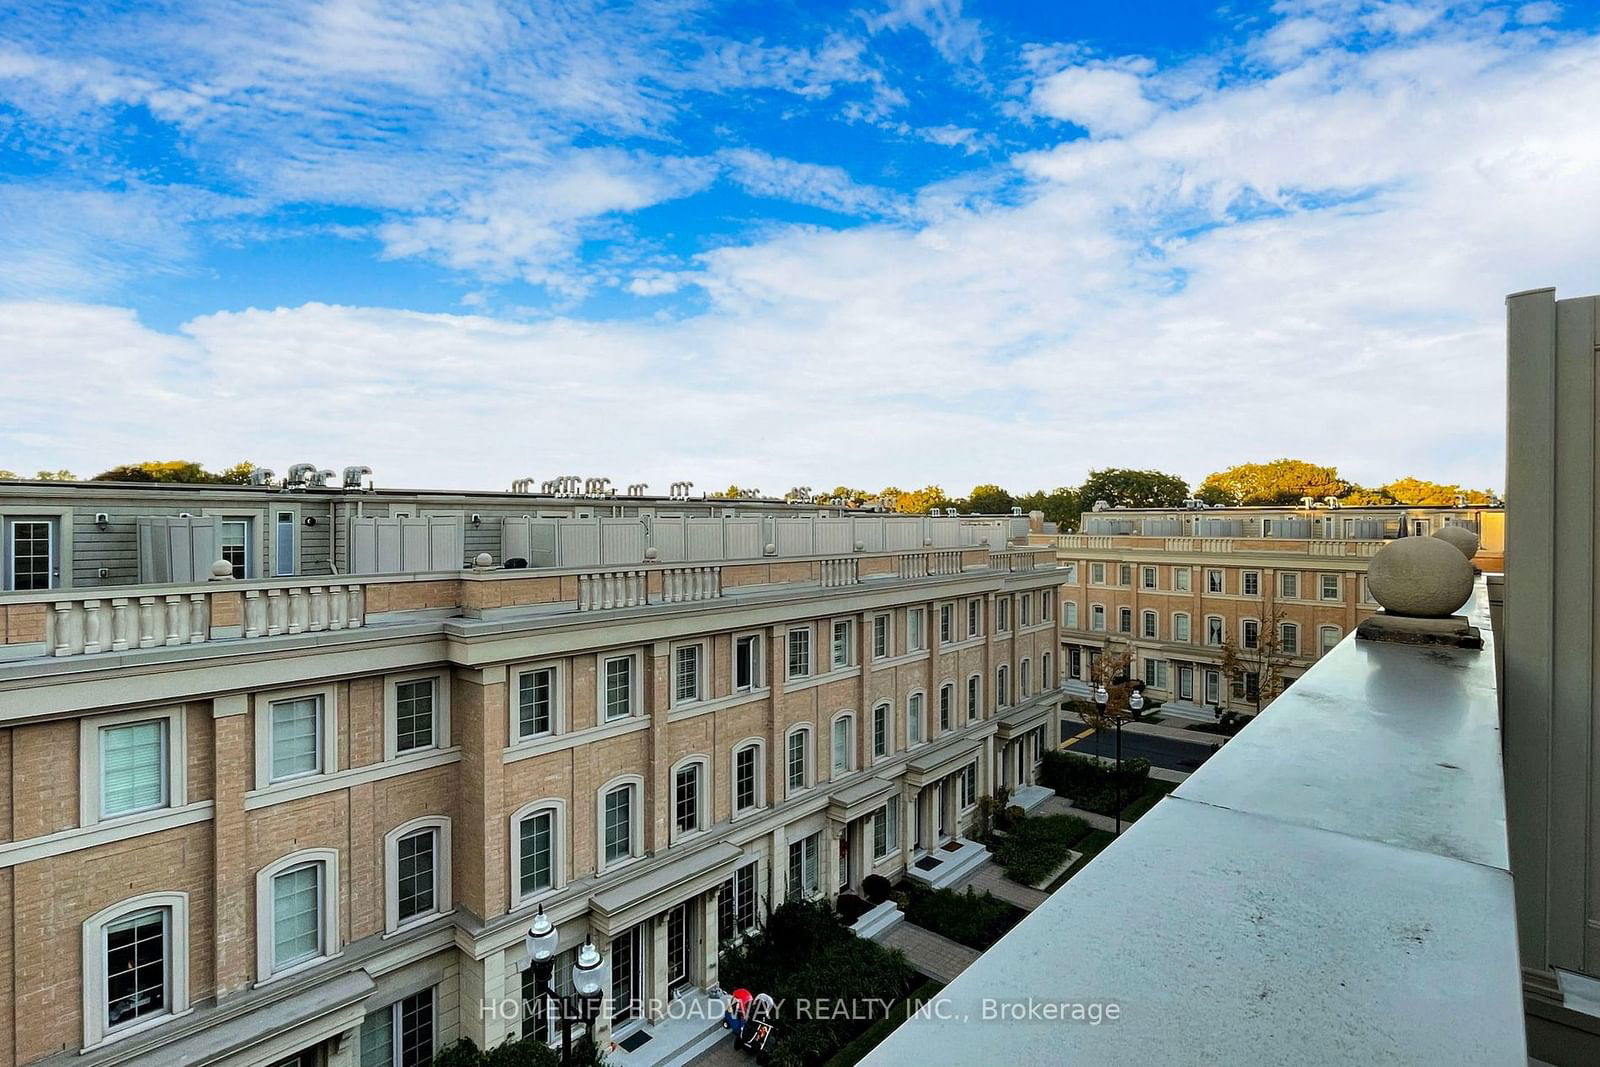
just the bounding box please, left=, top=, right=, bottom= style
left=989, top=549, right=1046, bottom=572
left=241, top=583, right=366, bottom=638
left=577, top=570, right=648, bottom=611
left=821, top=558, right=860, bottom=587
left=659, top=566, right=721, bottom=604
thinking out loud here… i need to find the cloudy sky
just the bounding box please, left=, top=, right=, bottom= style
left=2, top=0, right=1596, bottom=494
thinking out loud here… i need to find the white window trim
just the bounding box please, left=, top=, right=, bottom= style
left=1205, top=616, right=1225, bottom=647
left=784, top=725, right=814, bottom=797
left=509, top=798, right=567, bottom=907
left=871, top=701, right=894, bottom=762
left=81, top=891, right=192, bottom=1050
left=906, top=689, right=927, bottom=747
left=383, top=670, right=452, bottom=761
left=510, top=661, right=565, bottom=743
left=1206, top=569, right=1225, bottom=594
left=1280, top=572, right=1300, bottom=599
left=996, top=665, right=1010, bottom=708
left=383, top=816, right=453, bottom=936
left=966, top=672, right=983, bottom=722
left=1242, top=617, right=1261, bottom=650
left=1090, top=603, right=1106, bottom=632
left=1090, top=562, right=1106, bottom=585
left=1281, top=622, right=1301, bottom=655
left=829, top=710, right=856, bottom=778
left=731, top=738, right=766, bottom=818
left=1320, top=573, right=1343, bottom=601
left=1142, top=610, right=1158, bottom=639
left=1173, top=612, right=1191, bottom=643
left=938, top=602, right=955, bottom=644
left=1063, top=562, right=1078, bottom=584
left=829, top=618, right=854, bottom=670
left=671, top=641, right=708, bottom=706
left=596, top=774, right=645, bottom=875
left=1140, top=567, right=1157, bottom=591
left=1173, top=566, right=1191, bottom=592
left=871, top=613, right=893, bottom=660
left=79, top=706, right=188, bottom=827
left=1242, top=571, right=1261, bottom=597
left=597, top=651, right=643, bottom=722
left=255, top=848, right=341, bottom=984
left=2, top=508, right=71, bottom=592
left=1019, top=659, right=1032, bottom=699
left=907, top=607, right=927, bottom=652
left=785, top=625, right=813, bottom=680
left=997, top=596, right=1011, bottom=633
left=669, top=754, right=712, bottom=842
left=733, top=631, right=766, bottom=692
left=1320, top=625, right=1343, bottom=656
left=253, top=684, right=338, bottom=791
left=937, top=681, right=955, bottom=732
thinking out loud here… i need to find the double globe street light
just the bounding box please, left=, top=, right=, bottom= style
left=524, top=906, right=609, bottom=1066
left=1093, top=683, right=1144, bottom=835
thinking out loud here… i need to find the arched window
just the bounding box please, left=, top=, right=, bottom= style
left=996, top=665, right=1010, bottom=708
left=966, top=673, right=982, bottom=721
left=732, top=739, right=765, bottom=815
left=255, top=848, right=340, bottom=982
left=384, top=816, right=453, bottom=934
left=871, top=702, right=892, bottom=760
left=1319, top=625, right=1342, bottom=657
left=597, top=775, right=644, bottom=873
left=509, top=799, right=565, bottom=905
left=938, top=683, right=954, bottom=732
left=669, top=755, right=709, bottom=841
left=785, top=726, right=813, bottom=796
left=830, top=712, right=855, bottom=777
left=82, top=892, right=191, bottom=1049
left=907, top=691, right=926, bottom=746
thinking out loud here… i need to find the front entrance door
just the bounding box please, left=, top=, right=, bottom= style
left=610, top=926, right=643, bottom=1024
left=937, top=781, right=950, bottom=841
left=838, top=834, right=850, bottom=891
left=1178, top=666, right=1195, bottom=701
left=666, top=903, right=694, bottom=999
left=1204, top=669, right=1221, bottom=706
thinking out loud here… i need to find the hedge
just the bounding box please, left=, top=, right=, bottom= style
left=1040, top=750, right=1151, bottom=816
left=434, top=1034, right=606, bottom=1067
left=901, top=884, right=1024, bottom=950
left=988, top=813, right=1091, bottom=885
left=822, top=979, right=945, bottom=1067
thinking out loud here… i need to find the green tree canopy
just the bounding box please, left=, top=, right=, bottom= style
left=885, top=485, right=954, bottom=514
left=91, top=460, right=256, bottom=484
left=0, top=469, right=75, bottom=480
left=1078, top=468, right=1189, bottom=509
left=1015, top=486, right=1082, bottom=528
left=1197, top=459, right=1348, bottom=506
left=1380, top=477, right=1496, bottom=506
left=962, top=483, right=1016, bottom=514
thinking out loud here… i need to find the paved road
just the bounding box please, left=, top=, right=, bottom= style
left=1060, top=717, right=1220, bottom=773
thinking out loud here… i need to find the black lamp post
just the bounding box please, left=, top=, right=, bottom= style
left=1120, top=690, right=1144, bottom=834
left=524, top=906, right=609, bottom=1067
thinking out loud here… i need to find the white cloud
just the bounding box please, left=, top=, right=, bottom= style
left=1030, top=62, right=1158, bottom=137
left=1515, top=2, right=1563, bottom=25
left=866, top=0, right=985, bottom=67
left=718, top=149, right=906, bottom=218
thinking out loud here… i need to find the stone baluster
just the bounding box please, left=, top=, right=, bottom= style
left=266, top=588, right=286, bottom=636
left=327, top=585, right=347, bottom=630
left=287, top=588, right=306, bottom=634
left=243, top=590, right=265, bottom=638
left=137, top=596, right=159, bottom=648
left=308, top=586, right=328, bottom=632
left=82, top=599, right=107, bottom=654
left=164, top=594, right=186, bottom=646
left=347, top=584, right=366, bottom=628
left=188, top=592, right=209, bottom=643
left=111, top=597, right=134, bottom=651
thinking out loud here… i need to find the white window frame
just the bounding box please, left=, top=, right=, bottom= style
left=966, top=672, right=982, bottom=722
left=598, top=651, right=642, bottom=722
left=830, top=618, right=854, bottom=670
left=938, top=682, right=955, bottom=732
left=1090, top=562, right=1106, bottom=585
left=907, top=690, right=926, bottom=746
left=871, top=701, right=892, bottom=761
left=1117, top=606, right=1132, bottom=634
left=1320, top=573, right=1342, bottom=602
left=361, top=989, right=436, bottom=1067
left=1280, top=572, right=1300, bottom=599
left=255, top=848, right=341, bottom=984
left=1173, top=567, right=1191, bottom=592
left=734, top=631, right=766, bottom=693
left=871, top=613, right=892, bottom=660
left=907, top=607, right=927, bottom=651
left=997, top=664, right=1010, bottom=708
left=1064, top=600, right=1079, bottom=629
left=1062, top=561, right=1078, bottom=584
left=1242, top=571, right=1260, bottom=597
left=671, top=641, right=707, bottom=706
left=966, top=598, right=981, bottom=638
left=1041, top=590, right=1053, bottom=621
left=1090, top=603, right=1106, bottom=632
left=786, top=626, right=813, bottom=680
left=1022, top=592, right=1035, bottom=625
left=830, top=711, right=855, bottom=777
left=1205, top=616, right=1225, bottom=647
left=254, top=684, right=338, bottom=790
left=384, top=671, right=452, bottom=761
left=731, top=739, right=766, bottom=816
left=938, top=603, right=954, bottom=644
left=1243, top=618, right=1261, bottom=650
left=509, top=798, right=566, bottom=906
left=1042, top=652, right=1054, bottom=690
left=1206, top=569, right=1224, bottom=594
left=1281, top=622, right=1301, bottom=655
left=784, top=725, right=814, bottom=796
left=1140, top=566, right=1157, bottom=590
left=1173, top=612, right=1191, bottom=643
left=1020, top=659, right=1032, bottom=699
left=82, top=892, right=192, bottom=1049
left=997, top=597, right=1012, bottom=633
left=3, top=513, right=63, bottom=591
left=596, top=775, right=644, bottom=874
left=79, top=706, right=188, bottom=827
left=510, top=661, right=564, bottom=742
left=273, top=508, right=298, bottom=577
left=219, top=516, right=254, bottom=580
left=383, top=816, right=453, bottom=935
left=1142, top=610, right=1158, bottom=639
left=1320, top=625, right=1342, bottom=656
left=669, top=755, right=711, bottom=841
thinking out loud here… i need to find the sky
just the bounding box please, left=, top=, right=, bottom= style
left=2, top=0, right=1598, bottom=495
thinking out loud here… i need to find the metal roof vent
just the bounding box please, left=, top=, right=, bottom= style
left=344, top=466, right=373, bottom=490
left=249, top=468, right=277, bottom=487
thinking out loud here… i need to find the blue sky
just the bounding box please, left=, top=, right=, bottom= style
left=3, top=0, right=1598, bottom=492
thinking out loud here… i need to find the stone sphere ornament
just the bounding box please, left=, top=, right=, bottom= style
left=474, top=552, right=494, bottom=569
left=211, top=559, right=234, bottom=579
left=1432, top=525, right=1479, bottom=559
left=1366, top=537, right=1474, bottom=618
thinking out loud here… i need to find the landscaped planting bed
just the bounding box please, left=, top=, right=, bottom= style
left=988, top=812, right=1092, bottom=886
left=899, top=883, right=1026, bottom=951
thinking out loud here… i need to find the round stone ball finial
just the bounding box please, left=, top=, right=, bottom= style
left=1432, top=525, right=1479, bottom=559
left=210, top=559, right=234, bottom=579
left=1366, top=537, right=1474, bottom=618
left=764, top=543, right=777, bottom=556
left=644, top=547, right=659, bottom=561
left=853, top=540, right=866, bottom=552
left=923, top=537, right=934, bottom=547
left=474, top=552, right=494, bottom=569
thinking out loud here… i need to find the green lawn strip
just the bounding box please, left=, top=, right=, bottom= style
left=822, top=979, right=947, bottom=1067
left=988, top=813, right=1092, bottom=885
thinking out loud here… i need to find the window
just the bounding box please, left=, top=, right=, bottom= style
left=1091, top=604, right=1106, bottom=632
left=997, top=598, right=1011, bottom=632
left=966, top=674, right=981, bottom=721
left=1020, top=659, right=1032, bottom=698
left=1021, top=593, right=1034, bottom=625
left=967, top=599, right=981, bottom=638
left=1206, top=616, right=1224, bottom=646
left=1243, top=619, right=1260, bottom=650
left=873, top=803, right=899, bottom=860
left=1206, top=569, right=1224, bottom=594
left=939, top=603, right=953, bottom=644
left=1320, top=626, right=1341, bottom=656
left=1118, top=564, right=1132, bottom=587
left=600, top=654, right=638, bottom=721
left=1142, top=610, right=1158, bottom=639
left=996, top=665, right=1010, bottom=707
left=513, top=805, right=558, bottom=901
left=1362, top=577, right=1377, bottom=604
left=1174, top=567, right=1191, bottom=592
left=1117, top=607, right=1132, bottom=633
left=600, top=781, right=639, bottom=868
left=872, top=614, right=891, bottom=658
left=387, top=674, right=450, bottom=758
left=872, top=703, right=890, bottom=759
left=1280, top=572, right=1300, bottom=599
left=959, top=763, right=977, bottom=808
left=788, top=833, right=820, bottom=897
left=907, top=692, right=925, bottom=745
left=735, top=634, right=763, bottom=691
left=220, top=518, right=250, bottom=579
left=907, top=608, right=927, bottom=651
left=938, top=684, right=954, bottom=731
left=515, top=664, right=560, bottom=740
left=274, top=510, right=296, bottom=577
left=1143, top=658, right=1169, bottom=690
left=83, top=893, right=191, bottom=1048
left=257, top=850, right=339, bottom=978
left=1063, top=561, right=1078, bottom=584
left=1173, top=613, right=1191, bottom=643
left=1069, top=646, right=1082, bottom=679
left=97, top=718, right=170, bottom=820
left=266, top=694, right=328, bottom=783
left=1090, top=562, right=1106, bottom=585
left=1141, top=566, right=1157, bottom=590
left=831, top=619, right=853, bottom=669
left=673, top=644, right=704, bottom=704
left=1242, top=571, right=1260, bottom=597
left=673, top=761, right=704, bottom=835
left=1042, top=652, right=1053, bottom=689
left=786, top=727, right=812, bottom=793
left=734, top=743, right=763, bottom=813
left=4, top=516, right=56, bottom=591
left=1280, top=622, right=1300, bottom=655
left=360, top=989, right=434, bottom=1067
left=719, top=863, right=758, bottom=946
left=1064, top=600, right=1079, bottom=628
left=831, top=715, right=854, bottom=776
left=1320, top=574, right=1341, bottom=601
left=1041, top=591, right=1053, bottom=621
left=787, top=627, right=812, bottom=679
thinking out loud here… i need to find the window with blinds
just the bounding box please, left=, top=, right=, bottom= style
left=100, top=720, right=168, bottom=818
left=272, top=863, right=322, bottom=968
left=269, top=697, right=322, bottom=781
left=519, top=810, right=554, bottom=898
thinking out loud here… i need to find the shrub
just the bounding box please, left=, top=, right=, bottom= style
left=989, top=813, right=1090, bottom=885
left=861, top=874, right=892, bottom=904
left=901, top=884, right=1024, bottom=950
left=435, top=1036, right=598, bottom=1067
left=1040, top=751, right=1150, bottom=816
left=836, top=892, right=871, bottom=923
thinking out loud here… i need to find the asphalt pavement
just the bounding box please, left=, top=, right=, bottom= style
left=1060, top=717, right=1221, bottom=773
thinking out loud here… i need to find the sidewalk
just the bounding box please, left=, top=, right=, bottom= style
left=1061, top=714, right=1215, bottom=744
left=878, top=922, right=981, bottom=984
left=956, top=860, right=1049, bottom=911
left=1037, top=795, right=1119, bottom=833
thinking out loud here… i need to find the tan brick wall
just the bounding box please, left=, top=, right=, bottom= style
left=12, top=721, right=77, bottom=840
left=0, top=604, right=46, bottom=645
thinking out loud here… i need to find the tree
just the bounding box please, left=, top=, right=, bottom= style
left=824, top=486, right=873, bottom=508
left=1381, top=477, right=1496, bottom=506
left=1078, top=468, right=1189, bottom=509
left=0, top=469, right=74, bottom=480
left=1197, top=459, right=1348, bottom=506
left=1338, top=484, right=1396, bottom=505
left=886, top=485, right=953, bottom=514
left=91, top=460, right=258, bottom=484
left=1218, top=604, right=1296, bottom=714
left=1079, top=643, right=1136, bottom=731
left=963, top=483, right=1015, bottom=514
left=1015, top=486, right=1082, bottom=529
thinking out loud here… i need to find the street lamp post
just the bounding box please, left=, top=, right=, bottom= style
left=1121, top=690, right=1144, bottom=834
left=524, top=906, right=610, bottom=1067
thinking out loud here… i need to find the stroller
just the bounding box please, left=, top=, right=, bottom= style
left=723, top=989, right=778, bottom=1063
